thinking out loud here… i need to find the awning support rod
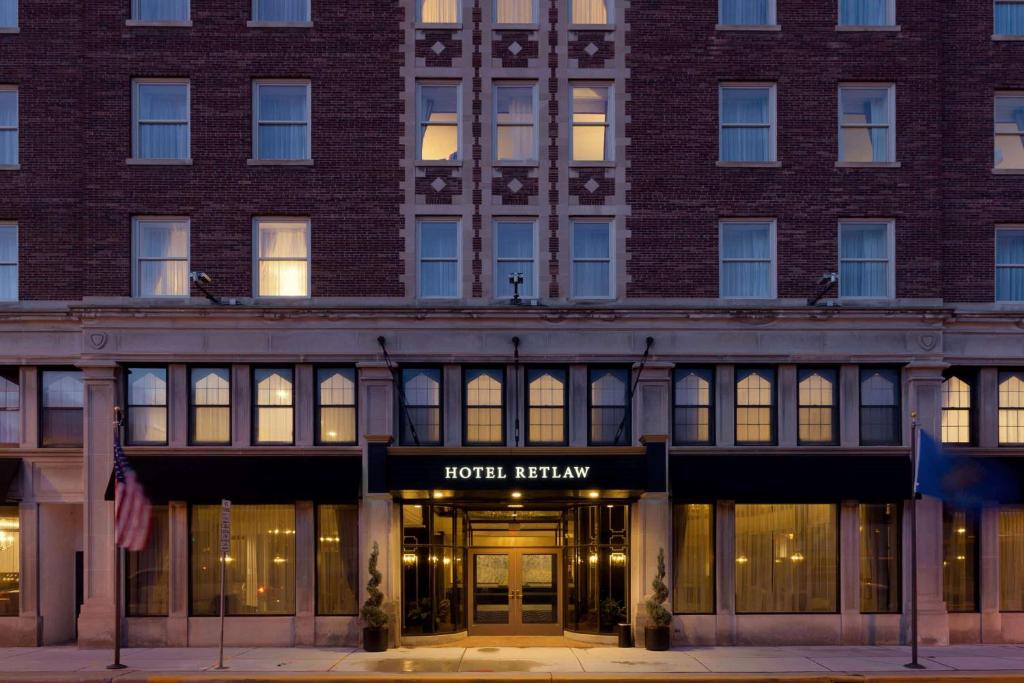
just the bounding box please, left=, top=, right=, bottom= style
left=612, top=336, right=654, bottom=446
left=513, top=336, right=521, bottom=447
left=377, top=336, right=420, bottom=447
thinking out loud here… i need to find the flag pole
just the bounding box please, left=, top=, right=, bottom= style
left=107, top=407, right=127, bottom=671
left=905, top=413, right=924, bottom=670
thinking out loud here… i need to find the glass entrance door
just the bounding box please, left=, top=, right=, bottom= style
left=469, top=548, right=561, bottom=635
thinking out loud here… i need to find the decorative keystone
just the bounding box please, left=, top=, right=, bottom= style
left=508, top=41, right=523, bottom=55
left=584, top=42, right=599, bottom=57
left=431, top=177, right=447, bottom=192
left=584, top=178, right=600, bottom=194
left=431, top=41, right=446, bottom=55
left=507, top=178, right=523, bottom=194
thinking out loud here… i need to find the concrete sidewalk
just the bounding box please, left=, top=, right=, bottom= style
left=0, top=644, right=1023, bottom=682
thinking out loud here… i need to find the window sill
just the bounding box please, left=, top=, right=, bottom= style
left=493, top=23, right=540, bottom=31
left=246, top=20, right=313, bottom=28
left=125, top=19, right=193, bottom=27
left=835, top=161, right=901, bottom=168
left=126, top=158, right=193, bottom=165
left=992, top=168, right=1024, bottom=174
left=0, top=164, right=20, bottom=171
left=415, top=22, right=462, bottom=30
left=0, top=27, right=19, bottom=33
left=570, top=160, right=616, bottom=167
left=247, top=159, right=314, bottom=166
left=715, top=23, right=782, bottom=31
left=835, top=24, right=901, bottom=31
left=993, top=34, right=1024, bottom=41
left=416, top=159, right=464, bottom=167
left=716, top=161, right=782, bottom=168
left=494, top=160, right=539, bottom=168
left=569, top=23, right=615, bottom=31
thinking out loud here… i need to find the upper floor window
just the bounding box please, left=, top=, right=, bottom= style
left=418, top=220, right=460, bottom=299
left=526, top=368, right=567, bottom=445
left=418, top=83, right=460, bottom=161
left=253, top=81, right=310, bottom=161
left=132, top=80, right=189, bottom=161
left=496, top=0, right=534, bottom=23
left=126, top=366, right=168, bottom=445
left=839, top=0, right=894, bottom=26
left=464, top=368, right=505, bottom=445
left=735, top=367, right=775, bottom=445
left=0, top=369, right=19, bottom=446
left=0, top=223, right=16, bottom=301
left=998, top=370, right=1024, bottom=445
left=190, top=367, right=230, bottom=445
left=495, top=220, right=536, bottom=300
left=996, top=227, right=1024, bottom=302
left=995, top=94, right=1024, bottom=170
left=495, top=84, right=536, bottom=162
left=571, top=220, right=613, bottom=299
left=839, top=221, right=893, bottom=299
left=419, top=0, right=459, bottom=23
left=40, top=369, right=83, bottom=448
left=0, top=0, right=17, bottom=29
left=253, top=0, right=310, bottom=22
left=133, top=218, right=189, bottom=298
left=941, top=373, right=973, bottom=445
left=0, top=87, right=18, bottom=166
left=254, top=367, right=293, bottom=445
left=317, top=367, right=356, bottom=445
left=254, top=218, right=309, bottom=297
left=674, top=367, right=713, bottom=445
left=859, top=367, right=899, bottom=445
left=995, top=0, right=1024, bottom=36
left=401, top=368, right=442, bottom=445
left=798, top=368, right=838, bottom=445
left=719, top=0, right=773, bottom=26
left=589, top=367, right=629, bottom=445
left=132, top=0, right=188, bottom=22
left=572, top=85, right=612, bottom=162
left=719, top=85, right=776, bottom=163
left=720, top=220, right=775, bottom=299
left=571, top=0, right=611, bottom=24
left=839, top=85, right=895, bottom=163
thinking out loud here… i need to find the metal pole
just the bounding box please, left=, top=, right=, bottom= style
left=216, top=549, right=227, bottom=669
left=107, top=547, right=126, bottom=669
left=906, top=417, right=924, bottom=669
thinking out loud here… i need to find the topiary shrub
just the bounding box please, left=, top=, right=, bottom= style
left=644, top=547, right=671, bottom=628
left=360, top=541, right=388, bottom=628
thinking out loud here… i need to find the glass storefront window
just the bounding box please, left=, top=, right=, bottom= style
left=0, top=507, right=18, bottom=617
left=943, top=504, right=978, bottom=613
left=565, top=504, right=629, bottom=634
left=859, top=503, right=900, bottom=613
left=401, top=504, right=466, bottom=634
left=673, top=503, right=714, bottom=614
left=735, top=504, right=837, bottom=613
left=999, top=506, right=1024, bottom=612
left=126, top=506, right=169, bottom=616
left=317, top=504, right=359, bottom=615
left=191, top=504, right=295, bottom=616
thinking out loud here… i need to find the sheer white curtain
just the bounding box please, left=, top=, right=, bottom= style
left=192, top=368, right=230, bottom=444
left=257, top=84, right=309, bottom=160
left=136, top=84, right=188, bottom=160
left=318, top=368, right=356, bottom=443
left=127, top=368, right=168, bottom=444
left=497, top=0, right=533, bottom=23
left=572, top=221, right=611, bottom=298
left=720, top=0, right=771, bottom=25
left=495, top=221, right=534, bottom=297
left=720, top=88, right=771, bottom=162
left=133, top=0, right=188, bottom=21
left=999, top=507, right=1024, bottom=611
left=994, top=96, right=1024, bottom=170
left=496, top=86, right=535, bottom=161
left=258, top=221, right=309, bottom=296
left=572, top=0, right=609, bottom=23
left=0, top=0, right=17, bottom=27
left=840, top=88, right=890, bottom=162
left=0, top=225, right=16, bottom=301
left=839, top=223, right=889, bottom=297
left=137, top=220, right=188, bottom=296
left=997, top=229, right=1024, bottom=301
left=0, top=371, right=18, bottom=445
left=996, top=1, right=1024, bottom=35
left=419, top=221, right=459, bottom=298
left=0, top=90, right=17, bottom=166
left=317, top=505, right=359, bottom=614
left=255, top=369, right=293, bottom=443
left=419, top=85, right=459, bottom=161
left=255, top=0, right=309, bottom=21
left=720, top=222, right=772, bottom=298
left=839, top=0, right=888, bottom=25
left=126, top=507, right=169, bottom=616
left=420, top=0, right=458, bottom=22
left=673, top=504, right=714, bottom=613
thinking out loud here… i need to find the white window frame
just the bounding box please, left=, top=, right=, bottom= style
left=0, top=86, right=17, bottom=167
left=837, top=219, right=895, bottom=300
left=0, top=223, right=16, bottom=301
left=718, top=0, right=777, bottom=27
left=493, top=218, right=538, bottom=300
left=570, top=218, right=615, bottom=301
left=494, top=0, right=538, bottom=24
left=131, top=79, right=191, bottom=162
left=570, top=83, right=614, bottom=163
left=131, top=217, right=191, bottom=298
left=995, top=0, right=1024, bottom=36
left=994, top=91, right=1024, bottom=170
left=838, top=83, right=896, bottom=164
left=718, top=83, right=777, bottom=163
left=493, top=82, right=539, bottom=163
left=252, top=217, right=312, bottom=298
left=570, top=0, right=614, bottom=26
left=416, top=81, right=461, bottom=162
left=417, top=0, right=461, bottom=24
left=995, top=225, right=1024, bottom=302
left=252, top=80, right=312, bottom=162
left=837, top=0, right=896, bottom=27
left=417, top=219, right=462, bottom=300
left=0, top=0, right=18, bottom=30
left=129, top=0, right=190, bottom=24
left=250, top=0, right=311, bottom=25
left=718, top=219, right=777, bottom=299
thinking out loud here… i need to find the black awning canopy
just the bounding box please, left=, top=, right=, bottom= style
left=0, top=458, right=21, bottom=503
left=104, top=456, right=362, bottom=504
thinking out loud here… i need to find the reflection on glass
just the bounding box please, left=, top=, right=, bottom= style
left=673, top=503, right=714, bottom=613
left=41, top=370, right=84, bottom=448
left=0, top=508, right=19, bottom=617
left=572, top=87, right=610, bottom=161
left=419, top=85, right=459, bottom=161
left=943, top=504, right=978, bottom=612
left=0, top=368, right=19, bottom=446
left=859, top=368, right=899, bottom=445
left=999, top=507, right=1024, bottom=611
left=495, top=86, right=535, bottom=161
left=402, top=368, right=442, bottom=444
left=999, top=371, right=1024, bottom=445
left=474, top=554, right=510, bottom=624
left=402, top=505, right=465, bottom=634
left=317, top=505, right=359, bottom=615
left=859, top=503, right=899, bottom=613
left=674, top=368, right=712, bottom=444
left=565, top=504, right=629, bottom=634
left=995, top=96, right=1024, bottom=169
left=839, top=87, right=891, bottom=163
left=589, top=368, right=628, bottom=445
left=127, top=506, right=168, bottom=615
left=522, top=553, right=558, bottom=623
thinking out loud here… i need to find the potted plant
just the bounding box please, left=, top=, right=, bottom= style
left=644, top=547, right=671, bottom=651
left=361, top=541, right=389, bottom=652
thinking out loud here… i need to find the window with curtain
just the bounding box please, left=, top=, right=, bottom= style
left=674, top=367, right=713, bottom=445
left=418, top=84, right=460, bottom=161
left=133, top=218, right=189, bottom=297
left=496, top=0, right=533, bottom=23
left=495, top=220, right=535, bottom=299
left=719, top=0, right=773, bottom=25
left=254, top=368, right=293, bottom=444
left=571, top=0, right=611, bottom=23
left=1000, top=507, right=1024, bottom=611
left=995, top=0, right=1024, bottom=35
left=253, top=81, right=310, bottom=161
left=572, top=86, right=611, bottom=162
left=672, top=503, right=714, bottom=614
left=572, top=220, right=612, bottom=299
left=839, top=222, right=892, bottom=298
left=126, top=506, right=168, bottom=616
left=132, top=0, right=188, bottom=21
left=719, top=85, right=774, bottom=162
left=941, top=374, right=972, bottom=445
left=0, top=0, right=17, bottom=28
left=995, top=95, right=1024, bottom=170
left=735, top=367, right=775, bottom=445
left=190, top=367, right=230, bottom=445
left=839, top=85, right=894, bottom=163
left=859, top=503, right=899, bottom=613
left=418, top=220, right=460, bottom=298
left=0, top=224, right=17, bottom=301
left=589, top=367, right=629, bottom=445
left=402, top=368, right=442, bottom=445
left=735, top=504, right=837, bottom=613
left=317, top=367, right=356, bottom=445
left=527, top=368, right=567, bottom=445
left=860, top=367, right=900, bottom=445
left=127, top=367, right=168, bottom=445
left=401, top=504, right=467, bottom=634
left=255, top=219, right=309, bottom=297
left=317, top=505, right=359, bottom=615
left=798, top=368, right=837, bottom=445
left=40, top=369, right=83, bottom=448
left=0, top=369, right=18, bottom=445
left=191, top=505, right=296, bottom=616
left=942, top=504, right=978, bottom=613
left=495, top=84, right=536, bottom=161
left=253, top=0, right=309, bottom=22
left=720, top=221, right=774, bottom=298
left=419, top=0, right=459, bottom=22
left=0, top=508, right=19, bottom=617
left=464, top=368, right=505, bottom=445
left=998, top=370, right=1024, bottom=445
left=838, top=0, right=893, bottom=26
left=996, top=228, right=1024, bottom=301
left=0, top=87, right=17, bottom=166
left=132, top=81, right=189, bottom=160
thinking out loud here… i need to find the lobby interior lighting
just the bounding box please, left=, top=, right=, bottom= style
left=511, top=491, right=523, bottom=499
left=610, top=552, right=627, bottom=564
left=508, top=503, right=523, bottom=509
left=433, top=491, right=445, bottom=499
left=402, top=552, right=418, bottom=565
left=588, top=491, right=599, bottom=499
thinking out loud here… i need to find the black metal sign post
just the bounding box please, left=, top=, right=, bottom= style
left=215, top=499, right=231, bottom=670
left=107, top=408, right=126, bottom=671
left=905, top=414, right=924, bottom=670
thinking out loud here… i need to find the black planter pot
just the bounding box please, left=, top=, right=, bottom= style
left=617, top=623, right=633, bottom=648
left=644, top=625, right=670, bottom=651
left=363, top=626, right=388, bottom=652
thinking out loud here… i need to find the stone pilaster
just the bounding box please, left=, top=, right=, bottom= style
left=295, top=501, right=315, bottom=645
left=839, top=501, right=862, bottom=644
left=632, top=491, right=670, bottom=646
left=634, top=362, right=672, bottom=444
left=980, top=505, right=1002, bottom=642
left=714, top=501, right=737, bottom=645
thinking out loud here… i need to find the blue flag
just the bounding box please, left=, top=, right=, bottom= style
left=915, top=429, right=1021, bottom=507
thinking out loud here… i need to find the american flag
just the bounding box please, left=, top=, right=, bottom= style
left=112, top=426, right=151, bottom=552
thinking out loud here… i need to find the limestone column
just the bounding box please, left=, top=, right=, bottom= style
left=634, top=362, right=672, bottom=444
left=16, top=502, right=40, bottom=645
left=777, top=365, right=797, bottom=447
left=295, top=501, right=315, bottom=645
left=980, top=505, right=1002, bottom=642
left=633, top=491, right=670, bottom=647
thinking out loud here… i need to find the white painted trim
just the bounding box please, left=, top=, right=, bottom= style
left=416, top=218, right=463, bottom=300
left=837, top=219, right=896, bottom=300
left=718, top=83, right=777, bottom=163
left=718, top=219, right=778, bottom=300
left=252, top=80, right=312, bottom=162
left=569, top=217, right=615, bottom=301
left=837, top=83, right=896, bottom=164
left=131, top=78, right=191, bottom=162
left=131, top=216, right=191, bottom=299
left=252, top=216, right=312, bottom=298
